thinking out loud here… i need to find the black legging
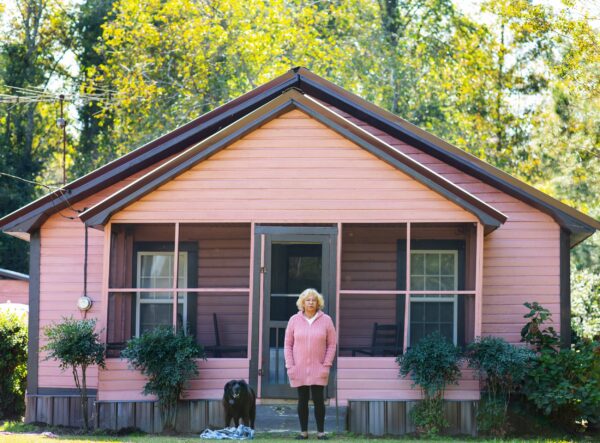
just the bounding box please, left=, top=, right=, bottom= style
left=297, top=385, right=325, bottom=433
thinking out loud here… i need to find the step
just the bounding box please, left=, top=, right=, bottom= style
left=254, top=404, right=347, bottom=434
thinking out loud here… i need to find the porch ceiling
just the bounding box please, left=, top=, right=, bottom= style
left=78, top=90, right=507, bottom=231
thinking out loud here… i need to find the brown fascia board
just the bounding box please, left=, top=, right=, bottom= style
left=80, top=89, right=506, bottom=230
left=296, top=68, right=600, bottom=247
left=0, top=69, right=301, bottom=236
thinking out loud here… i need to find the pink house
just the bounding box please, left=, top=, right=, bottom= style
left=1, top=68, right=598, bottom=433
left=0, top=268, right=29, bottom=306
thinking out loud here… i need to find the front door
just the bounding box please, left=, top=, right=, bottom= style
left=255, top=228, right=336, bottom=399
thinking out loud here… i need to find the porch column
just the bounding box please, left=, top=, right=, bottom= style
left=403, top=222, right=411, bottom=353
left=172, top=222, right=180, bottom=329
left=474, top=222, right=484, bottom=338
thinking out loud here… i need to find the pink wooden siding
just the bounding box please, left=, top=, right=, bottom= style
left=98, top=358, right=249, bottom=401
left=37, top=165, right=169, bottom=389
left=0, top=279, right=28, bottom=304
left=34, top=101, right=564, bottom=403
left=180, top=224, right=251, bottom=289
left=112, top=110, right=477, bottom=224
left=337, top=358, right=479, bottom=405
left=331, top=106, right=561, bottom=344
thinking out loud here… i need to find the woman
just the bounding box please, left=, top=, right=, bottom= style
left=284, top=288, right=337, bottom=440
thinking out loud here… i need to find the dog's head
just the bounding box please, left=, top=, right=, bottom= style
left=224, top=379, right=247, bottom=404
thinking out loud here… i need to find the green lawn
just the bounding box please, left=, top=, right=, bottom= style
left=0, top=421, right=589, bottom=443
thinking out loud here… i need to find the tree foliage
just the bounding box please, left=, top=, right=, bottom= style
left=0, top=309, right=28, bottom=420
left=571, top=269, right=600, bottom=340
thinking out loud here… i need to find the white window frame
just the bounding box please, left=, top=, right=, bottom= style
left=135, top=251, right=188, bottom=337
left=408, top=249, right=458, bottom=345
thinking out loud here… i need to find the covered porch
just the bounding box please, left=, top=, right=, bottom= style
left=101, top=221, right=484, bottom=403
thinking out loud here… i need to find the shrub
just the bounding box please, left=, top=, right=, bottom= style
left=0, top=309, right=28, bottom=419
left=520, top=302, right=559, bottom=352
left=397, top=331, right=461, bottom=436
left=467, top=336, right=534, bottom=435
left=43, top=317, right=105, bottom=431
left=524, top=339, right=600, bottom=431
left=121, top=327, right=205, bottom=432
left=520, top=302, right=600, bottom=432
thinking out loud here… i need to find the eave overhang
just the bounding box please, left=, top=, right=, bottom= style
left=1, top=67, right=597, bottom=247
left=79, top=90, right=507, bottom=231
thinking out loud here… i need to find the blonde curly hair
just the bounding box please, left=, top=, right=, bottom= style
left=296, top=288, right=325, bottom=311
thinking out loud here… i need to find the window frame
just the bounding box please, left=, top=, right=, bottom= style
left=131, top=241, right=198, bottom=338
left=408, top=249, right=459, bottom=346
left=135, top=251, right=188, bottom=337
left=397, top=239, right=466, bottom=349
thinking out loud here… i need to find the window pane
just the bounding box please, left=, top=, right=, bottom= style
left=440, top=277, right=455, bottom=291
left=410, top=276, right=425, bottom=291
left=440, top=302, right=454, bottom=322
left=410, top=301, right=456, bottom=346
left=411, top=301, right=424, bottom=322
left=140, top=303, right=172, bottom=334
left=425, top=302, right=440, bottom=322
left=140, top=291, right=171, bottom=300
left=411, top=254, right=424, bottom=275
left=425, top=276, right=440, bottom=291
left=440, top=323, right=453, bottom=341
left=440, top=253, right=455, bottom=275
left=425, top=254, right=439, bottom=275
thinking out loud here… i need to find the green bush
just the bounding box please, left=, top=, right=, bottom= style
left=519, top=302, right=600, bottom=432
left=0, top=309, right=28, bottom=419
left=520, top=302, right=560, bottom=352
left=43, top=317, right=105, bottom=431
left=524, top=339, right=600, bottom=431
left=467, top=336, right=534, bottom=435
left=121, top=327, right=205, bottom=432
left=397, top=331, right=461, bottom=436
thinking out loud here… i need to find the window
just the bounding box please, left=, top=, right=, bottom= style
left=409, top=250, right=458, bottom=346
left=136, top=251, right=188, bottom=336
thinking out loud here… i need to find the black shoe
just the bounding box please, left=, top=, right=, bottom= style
left=295, top=434, right=308, bottom=440
left=317, top=435, right=329, bottom=440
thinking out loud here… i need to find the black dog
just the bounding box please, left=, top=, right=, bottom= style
left=222, top=379, right=256, bottom=429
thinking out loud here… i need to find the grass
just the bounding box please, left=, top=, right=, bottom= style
left=0, top=422, right=594, bottom=443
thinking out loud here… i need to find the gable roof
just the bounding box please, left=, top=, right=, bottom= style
left=79, top=89, right=507, bottom=230
left=1, top=67, right=598, bottom=246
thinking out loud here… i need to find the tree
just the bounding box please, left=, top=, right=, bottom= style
left=71, top=0, right=116, bottom=177
left=43, top=317, right=105, bottom=431
left=0, top=0, right=75, bottom=273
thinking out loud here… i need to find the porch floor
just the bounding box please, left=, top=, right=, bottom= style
left=255, top=404, right=347, bottom=434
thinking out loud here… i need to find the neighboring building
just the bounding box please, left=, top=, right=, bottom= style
left=0, top=268, right=29, bottom=305
left=1, top=68, right=598, bottom=433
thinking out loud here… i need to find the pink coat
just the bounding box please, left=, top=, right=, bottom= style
left=284, top=311, right=337, bottom=388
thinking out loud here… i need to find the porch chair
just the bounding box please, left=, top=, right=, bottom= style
left=204, top=313, right=247, bottom=358
left=351, top=322, right=401, bottom=357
